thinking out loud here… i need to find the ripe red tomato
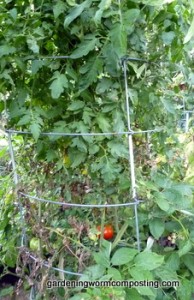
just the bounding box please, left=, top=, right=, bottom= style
left=96, top=225, right=114, bottom=240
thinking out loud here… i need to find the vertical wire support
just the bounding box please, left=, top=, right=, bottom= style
left=146, top=132, right=151, bottom=160
left=123, top=60, right=141, bottom=251
left=7, top=133, right=26, bottom=247
left=185, top=112, right=189, bottom=133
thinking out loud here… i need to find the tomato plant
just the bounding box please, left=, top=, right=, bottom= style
left=1, top=1, right=194, bottom=300
left=97, top=224, right=114, bottom=240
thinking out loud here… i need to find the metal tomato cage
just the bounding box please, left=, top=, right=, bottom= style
left=179, top=110, right=194, bottom=132
left=6, top=56, right=158, bottom=282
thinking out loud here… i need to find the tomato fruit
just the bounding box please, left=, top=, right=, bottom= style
left=96, top=224, right=114, bottom=240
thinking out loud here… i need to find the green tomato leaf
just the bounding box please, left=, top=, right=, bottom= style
left=70, top=152, right=86, bottom=168
left=71, top=137, right=87, bottom=153
left=27, top=37, right=39, bottom=54
left=53, top=0, right=66, bottom=18
left=93, top=252, right=110, bottom=268
left=107, top=141, right=128, bottom=158
left=184, top=17, right=194, bottom=44
left=165, top=253, right=180, bottom=271
left=9, top=8, right=17, bottom=20
left=130, top=267, right=153, bottom=281
left=46, top=150, right=58, bottom=162
left=94, top=0, right=112, bottom=23
left=96, top=78, right=112, bottom=94
left=111, top=248, right=138, bottom=266
left=71, top=37, right=97, bottom=59
left=109, top=23, right=127, bottom=57
left=29, top=122, right=41, bottom=141
left=31, top=60, right=44, bottom=75
left=107, top=267, right=122, bottom=280
left=176, top=278, right=193, bottom=300
left=155, top=267, right=179, bottom=282
left=81, top=265, right=106, bottom=281
left=178, top=240, right=192, bottom=257
left=67, top=101, right=85, bottom=111
left=123, top=9, right=140, bottom=24
left=113, top=111, right=125, bottom=132
left=96, top=114, right=111, bottom=132
left=134, top=251, right=164, bottom=270
left=49, top=72, right=68, bottom=99
left=162, top=31, right=175, bottom=45
left=99, top=0, right=112, bottom=10
left=0, top=45, right=16, bottom=57
left=79, top=57, right=103, bottom=91
left=154, top=194, right=170, bottom=211
left=64, top=0, right=92, bottom=27
left=17, top=114, right=31, bottom=126
left=161, top=98, right=175, bottom=113
left=183, top=254, right=194, bottom=275
left=149, top=218, right=165, bottom=239
left=89, top=144, right=99, bottom=155
left=129, top=267, right=157, bottom=296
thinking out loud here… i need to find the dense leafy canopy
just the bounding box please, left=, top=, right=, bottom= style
left=0, top=0, right=194, bottom=299
left=1, top=0, right=194, bottom=181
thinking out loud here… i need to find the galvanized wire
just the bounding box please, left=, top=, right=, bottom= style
left=19, top=192, right=143, bottom=208
left=122, top=58, right=140, bottom=251
left=5, top=128, right=160, bottom=136
left=19, top=55, right=149, bottom=62
left=7, top=133, right=27, bottom=247
left=180, top=110, right=194, bottom=132
left=28, top=253, right=83, bottom=276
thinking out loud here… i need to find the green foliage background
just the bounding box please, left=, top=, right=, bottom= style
left=1, top=0, right=194, bottom=299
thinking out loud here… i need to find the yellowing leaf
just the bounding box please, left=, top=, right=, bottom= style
left=81, top=168, right=88, bottom=175
left=63, top=155, right=71, bottom=167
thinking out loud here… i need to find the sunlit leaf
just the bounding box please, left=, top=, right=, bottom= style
left=49, top=72, right=68, bottom=99
left=27, top=37, right=39, bottom=54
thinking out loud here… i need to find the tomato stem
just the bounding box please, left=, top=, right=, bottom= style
left=99, top=208, right=106, bottom=249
